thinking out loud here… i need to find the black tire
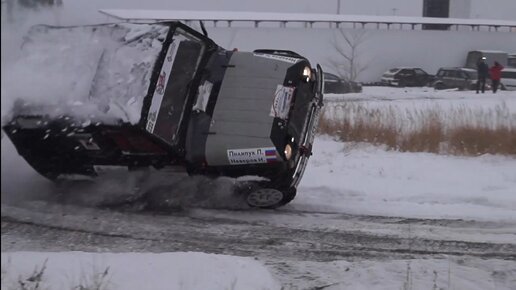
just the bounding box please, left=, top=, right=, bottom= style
left=238, top=181, right=297, bottom=209
left=277, top=187, right=297, bottom=207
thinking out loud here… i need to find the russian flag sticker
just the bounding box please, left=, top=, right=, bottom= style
left=265, top=149, right=277, bottom=162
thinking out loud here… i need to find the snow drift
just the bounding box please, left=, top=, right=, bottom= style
left=3, top=23, right=169, bottom=125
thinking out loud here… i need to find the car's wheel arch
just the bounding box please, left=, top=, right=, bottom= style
left=434, top=81, right=445, bottom=90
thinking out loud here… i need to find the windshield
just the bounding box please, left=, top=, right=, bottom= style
left=146, top=27, right=206, bottom=145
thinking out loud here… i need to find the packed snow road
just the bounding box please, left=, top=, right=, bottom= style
left=2, top=194, right=516, bottom=289
left=2, top=201, right=516, bottom=261
left=1, top=140, right=516, bottom=289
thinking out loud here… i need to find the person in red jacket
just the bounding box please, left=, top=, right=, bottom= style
left=489, top=61, right=504, bottom=93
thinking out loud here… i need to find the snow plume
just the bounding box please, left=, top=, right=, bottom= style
left=2, top=22, right=168, bottom=125
left=0, top=138, right=56, bottom=205
left=1, top=133, right=247, bottom=210
left=2, top=5, right=67, bottom=123
left=54, top=170, right=251, bottom=211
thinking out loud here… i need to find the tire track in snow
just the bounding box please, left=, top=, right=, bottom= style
left=2, top=203, right=516, bottom=261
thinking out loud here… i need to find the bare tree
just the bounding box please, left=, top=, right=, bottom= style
left=328, top=29, right=369, bottom=82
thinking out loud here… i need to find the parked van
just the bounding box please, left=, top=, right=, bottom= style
left=465, top=50, right=508, bottom=68
left=508, top=53, right=516, bottom=68
left=500, top=68, right=516, bottom=91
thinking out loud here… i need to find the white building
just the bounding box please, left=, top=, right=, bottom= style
left=2, top=0, right=515, bottom=82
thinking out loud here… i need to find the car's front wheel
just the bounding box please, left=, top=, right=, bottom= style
left=434, top=82, right=445, bottom=90
left=237, top=181, right=296, bottom=209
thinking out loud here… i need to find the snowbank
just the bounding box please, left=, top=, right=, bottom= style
left=1, top=251, right=280, bottom=290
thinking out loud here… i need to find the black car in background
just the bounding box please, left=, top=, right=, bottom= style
left=323, top=72, right=362, bottom=94
left=380, top=67, right=434, bottom=87
left=433, top=67, right=478, bottom=90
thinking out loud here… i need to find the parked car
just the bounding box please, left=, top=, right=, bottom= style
left=500, top=68, right=516, bottom=91
left=2, top=21, right=324, bottom=209
left=380, top=67, right=434, bottom=87
left=323, top=72, right=362, bottom=94
left=433, top=67, right=478, bottom=90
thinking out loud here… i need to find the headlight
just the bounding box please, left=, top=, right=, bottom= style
left=284, top=144, right=293, bottom=160
left=302, top=66, right=311, bottom=82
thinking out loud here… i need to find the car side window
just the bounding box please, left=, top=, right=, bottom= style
left=400, top=69, right=415, bottom=76
left=414, top=69, right=427, bottom=76
left=501, top=71, right=516, bottom=79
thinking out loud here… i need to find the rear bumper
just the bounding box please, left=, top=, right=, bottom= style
left=381, top=77, right=398, bottom=86
left=3, top=115, right=173, bottom=179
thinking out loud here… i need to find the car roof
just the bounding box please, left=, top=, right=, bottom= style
left=438, top=67, right=476, bottom=72
left=389, top=67, right=423, bottom=70
left=383, top=67, right=426, bottom=73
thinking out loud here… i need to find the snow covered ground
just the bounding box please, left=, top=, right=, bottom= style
left=2, top=87, right=516, bottom=290
left=1, top=9, right=515, bottom=288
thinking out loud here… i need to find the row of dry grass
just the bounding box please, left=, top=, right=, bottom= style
left=318, top=103, right=516, bottom=156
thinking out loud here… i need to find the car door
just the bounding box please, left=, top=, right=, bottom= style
left=457, top=71, right=469, bottom=89
left=145, top=27, right=207, bottom=146
left=443, top=70, right=456, bottom=88
left=414, top=68, right=429, bottom=86
left=398, top=69, right=414, bottom=86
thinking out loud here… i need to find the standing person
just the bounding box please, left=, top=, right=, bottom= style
left=489, top=61, right=504, bottom=93
left=476, top=57, right=489, bottom=94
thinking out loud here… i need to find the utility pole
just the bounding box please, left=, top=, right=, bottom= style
left=337, top=0, right=341, bottom=14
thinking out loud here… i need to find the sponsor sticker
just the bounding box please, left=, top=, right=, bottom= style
left=227, top=147, right=278, bottom=165
left=270, top=85, right=295, bottom=120
left=156, top=72, right=166, bottom=95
